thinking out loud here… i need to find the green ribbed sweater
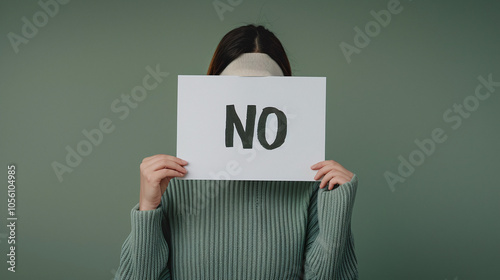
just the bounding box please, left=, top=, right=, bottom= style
left=115, top=174, right=359, bottom=280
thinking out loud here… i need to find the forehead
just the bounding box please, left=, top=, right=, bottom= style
left=220, top=53, right=284, bottom=77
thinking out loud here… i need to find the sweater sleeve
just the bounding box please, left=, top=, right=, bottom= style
left=114, top=201, right=171, bottom=280
left=303, top=174, right=359, bottom=280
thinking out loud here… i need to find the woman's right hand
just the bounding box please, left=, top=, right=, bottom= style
left=139, top=154, right=188, bottom=211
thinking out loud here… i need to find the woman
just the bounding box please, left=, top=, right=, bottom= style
left=115, top=24, right=358, bottom=280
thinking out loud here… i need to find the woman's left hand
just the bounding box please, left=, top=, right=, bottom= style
left=311, top=160, right=354, bottom=190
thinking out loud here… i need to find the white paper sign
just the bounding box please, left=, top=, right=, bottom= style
left=176, top=75, right=326, bottom=181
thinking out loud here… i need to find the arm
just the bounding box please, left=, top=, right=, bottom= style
left=303, top=174, right=359, bottom=280
left=114, top=201, right=171, bottom=280
left=115, top=154, right=187, bottom=279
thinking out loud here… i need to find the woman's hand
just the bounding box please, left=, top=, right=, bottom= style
left=311, top=160, right=354, bottom=190
left=139, top=154, right=188, bottom=211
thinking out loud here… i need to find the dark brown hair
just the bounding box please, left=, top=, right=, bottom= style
left=207, top=24, right=292, bottom=76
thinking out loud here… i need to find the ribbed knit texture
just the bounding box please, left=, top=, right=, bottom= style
left=115, top=175, right=358, bottom=280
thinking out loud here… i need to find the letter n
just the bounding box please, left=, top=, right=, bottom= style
left=225, top=105, right=256, bottom=149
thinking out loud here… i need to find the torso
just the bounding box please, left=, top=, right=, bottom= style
left=163, top=179, right=317, bottom=279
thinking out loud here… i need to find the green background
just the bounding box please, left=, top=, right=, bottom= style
left=1, top=0, right=499, bottom=279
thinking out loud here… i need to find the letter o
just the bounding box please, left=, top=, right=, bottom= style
left=76, top=140, right=93, bottom=156
left=33, top=11, right=49, bottom=27
left=365, top=21, right=381, bottom=37
left=131, top=85, right=147, bottom=102
left=409, top=150, right=425, bottom=166
left=463, top=95, right=479, bottom=112
left=475, top=85, right=491, bottom=101
left=257, top=107, right=287, bottom=150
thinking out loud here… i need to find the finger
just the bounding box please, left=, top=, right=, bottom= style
left=165, top=155, right=188, bottom=165
left=330, top=161, right=350, bottom=175
left=154, top=154, right=188, bottom=166
left=328, top=159, right=340, bottom=166
left=150, top=169, right=185, bottom=183
left=311, top=160, right=330, bottom=170
left=141, top=156, right=165, bottom=170
left=146, top=159, right=187, bottom=174
left=320, top=172, right=350, bottom=189
left=313, top=165, right=340, bottom=180
left=319, top=171, right=336, bottom=189
left=158, top=169, right=185, bottom=179
left=318, top=167, right=352, bottom=182
left=157, top=160, right=187, bottom=174
left=142, top=154, right=188, bottom=166
left=143, top=155, right=187, bottom=171
left=328, top=175, right=350, bottom=190
left=311, top=159, right=340, bottom=170
left=323, top=164, right=352, bottom=178
left=314, top=166, right=345, bottom=181
left=141, top=156, right=154, bottom=166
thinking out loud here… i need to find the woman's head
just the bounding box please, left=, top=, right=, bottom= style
left=207, top=24, right=292, bottom=76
